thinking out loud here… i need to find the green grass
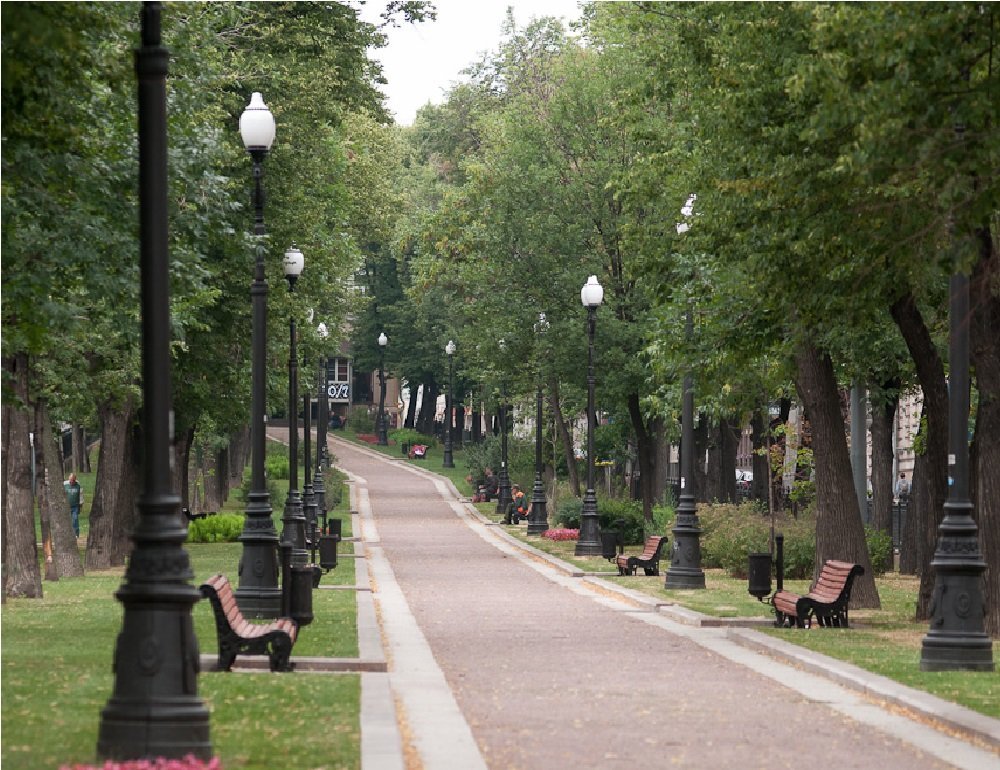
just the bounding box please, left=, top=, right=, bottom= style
left=2, top=541, right=361, bottom=769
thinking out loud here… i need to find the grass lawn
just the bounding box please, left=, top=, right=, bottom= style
left=6, top=537, right=360, bottom=769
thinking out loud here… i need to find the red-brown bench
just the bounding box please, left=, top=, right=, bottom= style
left=199, top=574, right=298, bottom=672
left=616, top=535, right=668, bottom=576
left=773, top=560, right=864, bottom=629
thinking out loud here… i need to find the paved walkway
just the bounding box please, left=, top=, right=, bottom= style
left=289, top=431, right=999, bottom=769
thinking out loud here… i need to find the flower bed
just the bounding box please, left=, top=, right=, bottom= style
left=542, top=528, right=579, bottom=541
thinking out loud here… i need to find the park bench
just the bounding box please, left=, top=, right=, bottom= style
left=199, top=574, right=298, bottom=672
left=772, top=559, right=864, bottom=629
left=616, top=535, right=668, bottom=576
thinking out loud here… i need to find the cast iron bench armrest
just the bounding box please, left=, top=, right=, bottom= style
left=200, top=574, right=298, bottom=672
left=773, top=560, right=864, bottom=629
left=616, top=535, right=668, bottom=577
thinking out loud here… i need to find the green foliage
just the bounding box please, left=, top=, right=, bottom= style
left=698, top=503, right=816, bottom=579
left=265, top=452, right=290, bottom=481
left=865, top=526, right=894, bottom=576
left=390, top=427, right=433, bottom=449
left=551, top=495, right=672, bottom=545
left=186, top=513, right=245, bottom=543
left=349, top=405, right=375, bottom=434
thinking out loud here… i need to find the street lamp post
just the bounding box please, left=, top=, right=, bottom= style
left=665, top=308, right=706, bottom=589
left=234, top=90, right=281, bottom=618
left=496, top=339, right=512, bottom=521
left=280, top=246, right=312, bottom=626
left=443, top=340, right=456, bottom=468
left=302, top=392, right=318, bottom=557
left=98, top=4, right=211, bottom=758
left=314, top=356, right=328, bottom=519
left=919, top=234, right=994, bottom=670
left=528, top=313, right=550, bottom=536
left=576, top=276, right=603, bottom=555
left=377, top=332, right=388, bottom=446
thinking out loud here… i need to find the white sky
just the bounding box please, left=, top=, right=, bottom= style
left=359, top=0, right=584, bottom=126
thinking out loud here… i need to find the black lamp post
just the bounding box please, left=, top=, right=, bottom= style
left=496, top=338, right=512, bottom=521
left=377, top=332, right=388, bottom=445
left=98, top=4, right=211, bottom=758
left=576, top=276, right=603, bottom=555
left=314, top=354, right=328, bottom=519
left=234, top=90, right=282, bottom=618
left=919, top=231, right=994, bottom=670
left=528, top=313, right=550, bottom=536
left=665, top=308, right=706, bottom=589
left=443, top=340, right=456, bottom=468
left=302, top=391, right=318, bottom=556
left=280, top=246, right=312, bottom=626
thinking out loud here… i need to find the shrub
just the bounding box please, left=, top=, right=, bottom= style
left=349, top=405, right=375, bottom=434
left=551, top=495, right=668, bottom=545
left=698, top=502, right=815, bottom=579
left=265, top=452, right=289, bottom=480
left=187, top=513, right=245, bottom=543
left=237, top=468, right=280, bottom=506
left=391, top=428, right=434, bottom=450
left=866, top=526, right=893, bottom=575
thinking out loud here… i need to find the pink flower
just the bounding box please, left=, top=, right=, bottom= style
left=542, top=528, right=579, bottom=541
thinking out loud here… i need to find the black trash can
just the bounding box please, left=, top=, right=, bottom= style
left=747, top=552, right=772, bottom=600
left=289, top=563, right=314, bottom=627
left=600, top=530, right=619, bottom=562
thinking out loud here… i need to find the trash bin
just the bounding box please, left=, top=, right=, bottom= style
left=747, top=552, right=772, bottom=600
left=600, top=530, right=619, bottom=562
left=401, top=442, right=410, bottom=456
left=289, top=563, right=314, bottom=627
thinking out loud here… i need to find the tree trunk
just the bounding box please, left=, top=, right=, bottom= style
left=869, top=383, right=898, bottom=544
left=627, top=392, right=656, bottom=522
left=404, top=386, right=418, bottom=429
left=793, top=341, right=879, bottom=608
left=471, top=402, right=482, bottom=443
left=707, top=416, right=738, bottom=503
left=693, top=412, right=709, bottom=503
left=228, top=426, right=250, bottom=494
left=199, top=446, right=226, bottom=513
left=970, top=224, right=1000, bottom=637
left=549, top=378, right=580, bottom=497
left=890, top=292, right=949, bottom=619
left=36, top=399, right=84, bottom=579
left=869, top=385, right=897, bottom=576
left=171, top=425, right=194, bottom=512
left=72, top=424, right=90, bottom=473
left=416, top=380, right=437, bottom=435
left=2, top=352, right=43, bottom=598
left=85, top=395, right=138, bottom=570
left=899, top=419, right=929, bottom=576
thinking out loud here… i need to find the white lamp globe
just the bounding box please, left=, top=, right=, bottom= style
left=378, top=332, right=388, bottom=347
left=446, top=340, right=456, bottom=356
left=283, top=245, right=304, bottom=278
left=581, top=275, right=604, bottom=307
left=239, top=92, right=276, bottom=151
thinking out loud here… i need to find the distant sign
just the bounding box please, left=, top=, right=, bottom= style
left=328, top=381, right=350, bottom=403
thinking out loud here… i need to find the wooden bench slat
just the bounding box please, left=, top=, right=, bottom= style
left=772, top=560, right=864, bottom=629
left=617, top=536, right=668, bottom=577
left=200, top=574, right=298, bottom=672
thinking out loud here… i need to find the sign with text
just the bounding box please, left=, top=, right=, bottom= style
left=328, top=381, right=350, bottom=403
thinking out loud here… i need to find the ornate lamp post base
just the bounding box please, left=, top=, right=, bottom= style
left=574, top=491, right=601, bottom=555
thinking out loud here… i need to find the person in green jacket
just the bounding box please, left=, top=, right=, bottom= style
left=64, top=473, right=83, bottom=537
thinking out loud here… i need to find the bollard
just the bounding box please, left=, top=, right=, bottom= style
left=289, top=563, right=314, bottom=627
left=775, top=533, right=784, bottom=593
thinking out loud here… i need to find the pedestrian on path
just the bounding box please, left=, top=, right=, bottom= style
left=64, top=472, right=83, bottom=537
